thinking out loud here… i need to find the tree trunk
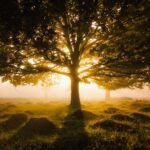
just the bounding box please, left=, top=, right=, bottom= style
left=105, top=89, right=110, bottom=100
left=70, top=74, right=81, bottom=109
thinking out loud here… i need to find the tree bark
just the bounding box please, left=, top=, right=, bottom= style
left=70, top=74, right=81, bottom=109
left=105, top=89, right=110, bottom=100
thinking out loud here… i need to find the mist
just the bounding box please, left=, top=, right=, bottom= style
left=0, top=81, right=150, bottom=100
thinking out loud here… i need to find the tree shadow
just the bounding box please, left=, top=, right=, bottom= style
left=51, top=107, right=89, bottom=150
left=2, top=108, right=90, bottom=150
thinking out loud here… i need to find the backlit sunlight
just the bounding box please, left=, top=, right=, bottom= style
left=58, top=76, right=70, bottom=88
left=56, top=75, right=105, bottom=100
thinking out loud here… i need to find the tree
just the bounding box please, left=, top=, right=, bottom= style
left=93, top=76, right=144, bottom=100
left=100, top=0, right=150, bottom=81
left=0, top=0, right=149, bottom=108
left=82, top=0, right=150, bottom=99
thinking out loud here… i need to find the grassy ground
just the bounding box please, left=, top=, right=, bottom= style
left=0, top=99, right=150, bottom=150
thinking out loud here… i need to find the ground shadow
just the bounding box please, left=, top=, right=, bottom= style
left=24, top=110, right=34, bottom=115
left=104, top=107, right=120, bottom=114
left=18, top=117, right=57, bottom=137
left=131, top=112, right=150, bottom=123
left=111, top=114, right=135, bottom=122
left=0, top=113, right=28, bottom=131
left=0, top=113, right=11, bottom=119
left=8, top=108, right=90, bottom=150
left=89, top=134, right=129, bottom=150
left=139, top=106, right=150, bottom=113
left=92, top=119, right=135, bottom=132
left=50, top=108, right=90, bottom=150
left=2, top=117, right=59, bottom=149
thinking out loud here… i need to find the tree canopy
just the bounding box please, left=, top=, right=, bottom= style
left=0, top=0, right=149, bottom=108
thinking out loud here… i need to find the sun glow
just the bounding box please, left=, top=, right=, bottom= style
left=55, top=75, right=105, bottom=100
left=57, top=75, right=99, bottom=89
left=58, top=76, right=70, bottom=88
left=28, top=58, right=35, bottom=64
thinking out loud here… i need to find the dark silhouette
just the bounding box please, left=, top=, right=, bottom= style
left=92, top=119, right=134, bottom=132
left=0, top=113, right=27, bottom=131
left=18, top=117, right=57, bottom=137
left=0, top=0, right=149, bottom=108
left=51, top=108, right=89, bottom=150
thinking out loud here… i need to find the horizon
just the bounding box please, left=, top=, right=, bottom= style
left=0, top=80, right=150, bottom=100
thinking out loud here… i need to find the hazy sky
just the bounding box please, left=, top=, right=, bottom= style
left=0, top=80, right=150, bottom=100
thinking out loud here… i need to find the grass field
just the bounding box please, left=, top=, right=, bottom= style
left=0, top=99, right=150, bottom=150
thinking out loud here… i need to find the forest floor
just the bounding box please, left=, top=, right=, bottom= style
left=0, top=99, right=150, bottom=150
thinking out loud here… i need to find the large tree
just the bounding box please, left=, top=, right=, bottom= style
left=0, top=0, right=149, bottom=108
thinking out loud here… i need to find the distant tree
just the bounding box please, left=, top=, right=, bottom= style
left=93, top=76, right=144, bottom=100
left=0, top=0, right=149, bottom=108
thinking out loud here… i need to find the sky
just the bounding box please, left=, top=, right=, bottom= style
left=0, top=78, right=150, bottom=101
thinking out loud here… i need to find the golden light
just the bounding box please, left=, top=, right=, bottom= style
left=55, top=75, right=105, bottom=100
left=58, top=76, right=70, bottom=88
left=28, top=58, right=35, bottom=64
